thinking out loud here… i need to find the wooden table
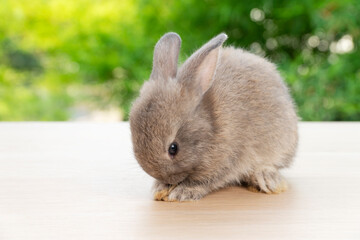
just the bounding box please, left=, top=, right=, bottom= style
left=0, top=122, right=359, bottom=239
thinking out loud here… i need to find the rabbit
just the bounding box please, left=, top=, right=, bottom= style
left=129, top=32, right=298, bottom=201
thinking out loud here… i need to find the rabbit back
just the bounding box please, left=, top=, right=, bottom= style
left=208, top=47, right=298, bottom=170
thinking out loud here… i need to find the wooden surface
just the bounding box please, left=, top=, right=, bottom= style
left=0, top=122, right=359, bottom=240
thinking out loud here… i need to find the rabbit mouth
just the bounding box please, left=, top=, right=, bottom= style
left=165, top=172, right=189, bottom=185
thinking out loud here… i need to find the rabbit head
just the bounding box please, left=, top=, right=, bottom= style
left=130, top=32, right=228, bottom=184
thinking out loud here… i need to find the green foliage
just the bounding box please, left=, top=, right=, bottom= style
left=0, top=0, right=359, bottom=120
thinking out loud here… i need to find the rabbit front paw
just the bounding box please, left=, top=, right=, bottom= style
left=167, top=184, right=207, bottom=202
left=153, top=180, right=207, bottom=202
left=152, top=181, right=176, bottom=201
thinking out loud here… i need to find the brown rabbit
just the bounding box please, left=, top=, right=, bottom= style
left=130, top=32, right=298, bottom=201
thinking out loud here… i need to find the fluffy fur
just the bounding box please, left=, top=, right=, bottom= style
left=130, top=32, right=298, bottom=201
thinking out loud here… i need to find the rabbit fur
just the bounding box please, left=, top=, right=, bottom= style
left=130, top=32, right=298, bottom=201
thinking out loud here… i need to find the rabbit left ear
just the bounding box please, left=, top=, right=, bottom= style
left=150, top=32, right=181, bottom=81
left=179, top=33, right=228, bottom=94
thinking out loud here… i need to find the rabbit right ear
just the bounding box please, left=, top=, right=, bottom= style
left=178, top=33, right=227, bottom=95
left=150, top=32, right=181, bottom=81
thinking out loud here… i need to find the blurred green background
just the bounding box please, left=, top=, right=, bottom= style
left=0, top=0, right=359, bottom=121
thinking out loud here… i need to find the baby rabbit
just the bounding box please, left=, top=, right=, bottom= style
left=130, top=32, right=298, bottom=201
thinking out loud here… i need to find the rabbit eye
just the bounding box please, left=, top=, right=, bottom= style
left=168, top=142, right=178, bottom=157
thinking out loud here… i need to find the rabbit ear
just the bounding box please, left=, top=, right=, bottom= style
left=150, top=32, right=181, bottom=81
left=179, top=33, right=228, bottom=94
